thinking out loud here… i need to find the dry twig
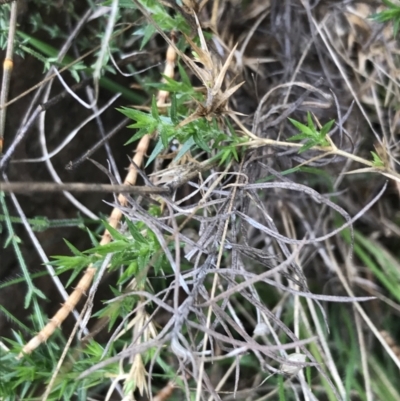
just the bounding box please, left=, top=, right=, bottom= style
left=18, top=41, right=177, bottom=358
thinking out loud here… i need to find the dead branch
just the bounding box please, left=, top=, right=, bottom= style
left=0, top=181, right=170, bottom=195
left=18, top=41, right=176, bottom=358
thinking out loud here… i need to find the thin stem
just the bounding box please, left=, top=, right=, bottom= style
left=241, top=138, right=375, bottom=168
left=0, top=0, right=17, bottom=154
left=0, top=190, right=44, bottom=321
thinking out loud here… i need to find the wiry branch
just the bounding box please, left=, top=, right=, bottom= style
left=0, top=181, right=170, bottom=195
left=18, top=42, right=177, bottom=358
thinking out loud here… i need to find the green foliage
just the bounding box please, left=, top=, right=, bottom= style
left=119, top=98, right=245, bottom=167
left=1, top=0, right=251, bottom=391
left=0, top=213, right=101, bottom=232
left=132, top=0, right=191, bottom=49
left=147, top=64, right=198, bottom=99
left=29, top=12, right=64, bottom=39
left=5, top=0, right=400, bottom=400
left=0, top=334, right=120, bottom=400
left=0, top=193, right=47, bottom=310
left=288, top=112, right=334, bottom=153
left=371, top=150, right=384, bottom=167
left=341, top=228, right=400, bottom=303
left=371, top=0, right=400, bottom=36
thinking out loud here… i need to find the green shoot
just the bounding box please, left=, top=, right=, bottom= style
left=371, top=151, right=385, bottom=167
left=371, top=0, right=400, bottom=36
left=288, top=112, right=334, bottom=153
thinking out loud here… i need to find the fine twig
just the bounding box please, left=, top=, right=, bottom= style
left=18, top=39, right=176, bottom=358
left=0, top=181, right=170, bottom=195
left=0, top=0, right=17, bottom=154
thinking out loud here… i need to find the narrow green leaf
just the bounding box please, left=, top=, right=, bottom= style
left=151, top=95, right=160, bottom=121
left=125, top=128, right=148, bottom=146
left=395, top=19, right=400, bottom=36
left=288, top=118, right=315, bottom=137
left=65, top=264, right=90, bottom=288
left=88, top=241, right=129, bottom=256
left=17, top=31, right=61, bottom=59
left=33, top=288, right=46, bottom=300
left=146, top=138, right=165, bottom=167
left=64, top=239, right=83, bottom=256
left=307, top=111, right=316, bottom=132
left=101, top=220, right=127, bottom=242
left=193, top=132, right=211, bottom=152
left=287, top=133, right=309, bottom=142
left=174, top=137, right=195, bottom=162
left=371, top=151, right=384, bottom=167
left=159, top=124, right=170, bottom=149
left=137, top=251, right=150, bottom=272
left=86, top=227, right=100, bottom=247
left=320, top=119, right=335, bottom=136
left=170, top=93, right=178, bottom=125
left=24, top=291, right=32, bottom=309
left=219, top=149, right=232, bottom=165
left=100, top=77, right=146, bottom=103
left=178, top=62, right=191, bottom=87
left=117, top=261, right=138, bottom=285
left=278, top=374, right=285, bottom=401
left=298, top=139, right=319, bottom=153
left=125, top=219, right=146, bottom=243
left=0, top=306, right=32, bottom=333
left=118, top=107, right=147, bottom=121
left=231, top=146, right=239, bottom=162
left=51, top=254, right=89, bottom=272
left=140, top=24, right=155, bottom=50
left=106, top=0, right=135, bottom=7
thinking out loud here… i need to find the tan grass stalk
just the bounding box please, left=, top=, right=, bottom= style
left=153, top=381, right=176, bottom=401
left=381, top=330, right=400, bottom=360
left=195, top=160, right=241, bottom=401
left=18, top=42, right=176, bottom=358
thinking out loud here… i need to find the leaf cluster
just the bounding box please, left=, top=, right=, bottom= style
left=52, top=218, right=167, bottom=288
left=370, top=151, right=385, bottom=167
left=119, top=88, right=245, bottom=167
left=288, top=112, right=334, bottom=153
left=371, top=0, right=400, bottom=36
left=0, top=334, right=118, bottom=401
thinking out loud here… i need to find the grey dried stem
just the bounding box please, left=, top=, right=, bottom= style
left=18, top=43, right=177, bottom=357
left=0, top=181, right=171, bottom=195
left=4, top=1, right=400, bottom=400
left=0, top=0, right=17, bottom=155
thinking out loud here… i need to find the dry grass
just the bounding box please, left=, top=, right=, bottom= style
left=1, top=1, right=400, bottom=400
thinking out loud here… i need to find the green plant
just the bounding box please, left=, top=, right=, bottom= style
left=288, top=111, right=334, bottom=153
left=371, top=0, right=400, bottom=36
left=3, top=1, right=400, bottom=400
